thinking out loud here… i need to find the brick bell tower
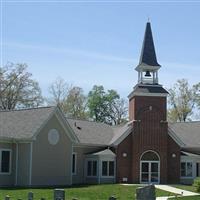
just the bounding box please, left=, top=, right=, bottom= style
left=129, top=22, right=168, bottom=184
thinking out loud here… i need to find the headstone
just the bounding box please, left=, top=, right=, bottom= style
left=136, top=185, right=156, bottom=200
left=28, top=192, right=34, bottom=200
left=109, top=196, right=117, bottom=200
left=54, top=189, right=65, bottom=200
left=5, top=196, right=10, bottom=200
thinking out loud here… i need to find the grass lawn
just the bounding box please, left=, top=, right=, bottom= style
left=170, top=185, right=200, bottom=200
left=0, top=184, right=171, bottom=200
left=170, top=196, right=200, bottom=200
left=172, top=184, right=197, bottom=193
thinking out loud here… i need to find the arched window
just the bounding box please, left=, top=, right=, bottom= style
left=140, top=151, right=160, bottom=183
left=141, top=151, right=159, bottom=161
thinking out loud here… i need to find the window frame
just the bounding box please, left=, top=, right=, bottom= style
left=0, top=149, right=12, bottom=175
left=86, top=159, right=98, bottom=178
left=72, top=152, right=77, bottom=175
left=101, top=160, right=115, bottom=178
left=181, top=161, right=193, bottom=178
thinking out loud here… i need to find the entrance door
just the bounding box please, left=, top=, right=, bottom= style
left=140, top=151, right=160, bottom=184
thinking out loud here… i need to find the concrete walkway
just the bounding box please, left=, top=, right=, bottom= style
left=155, top=185, right=199, bottom=200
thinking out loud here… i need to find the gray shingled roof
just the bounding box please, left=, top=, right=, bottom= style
left=90, top=149, right=116, bottom=156
left=67, top=118, right=118, bottom=145
left=169, top=121, right=200, bottom=147
left=1, top=107, right=200, bottom=148
left=0, top=107, right=55, bottom=140
left=128, top=84, right=168, bottom=99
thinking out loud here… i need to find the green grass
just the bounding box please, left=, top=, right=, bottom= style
left=172, top=184, right=197, bottom=193
left=170, top=196, right=200, bottom=200
left=170, top=185, right=200, bottom=200
left=0, top=184, right=171, bottom=200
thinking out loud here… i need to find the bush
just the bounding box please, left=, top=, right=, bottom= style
left=193, top=177, right=200, bottom=192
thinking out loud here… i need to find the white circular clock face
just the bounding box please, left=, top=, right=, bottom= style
left=48, top=129, right=60, bottom=145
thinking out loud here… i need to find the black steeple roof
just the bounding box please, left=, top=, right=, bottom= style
left=139, top=22, right=160, bottom=67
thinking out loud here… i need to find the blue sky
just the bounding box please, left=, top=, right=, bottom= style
left=1, top=1, right=200, bottom=98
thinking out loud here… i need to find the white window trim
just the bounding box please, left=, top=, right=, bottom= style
left=139, top=150, right=160, bottom=184
left=181, top=161, right=193, bottom=178
left=140, top=161, right=160, bottom=184
left=86, top=159, right=98, bottom=178
left=100, top=159, right=115, bottom=179
left=0, top=149, right=12, bottom=175
left=72, top=152, right=77, bottom=175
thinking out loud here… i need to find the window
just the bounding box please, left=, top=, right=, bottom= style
left=181, top=162, right=193, bottom=177
left=101, top=161, right=114, bottom=177
left=87, top=160, right=97, bottom=177
left=72, top=153, right=77, bottom=175
left=0, top=150, right=11, bottom=174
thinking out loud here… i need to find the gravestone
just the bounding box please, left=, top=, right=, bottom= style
left=109, top=196, right=117, bottom=200
left=5, top=196, right=10, bottom=200
left=28, top=192, right=34, bottom=200
left=54, top=189, right=65, bottom=200
left=136, top=185, right=156, bottom=200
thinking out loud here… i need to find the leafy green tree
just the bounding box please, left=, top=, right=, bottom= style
left=87, top=85, right=128, bottom=125
left=168, top=79, right=200, bottom=122
left=0, top=63, right=43, bottom=110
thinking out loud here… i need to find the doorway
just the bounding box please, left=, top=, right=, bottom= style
left=140, top=151, right=160, bottom=184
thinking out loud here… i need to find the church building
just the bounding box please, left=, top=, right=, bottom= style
left=0, top=22, right=199, bottom=187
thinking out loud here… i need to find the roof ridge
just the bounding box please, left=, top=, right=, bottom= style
left=170, top=121, right=200, bottom=124
left=0, top=106, right=55, bottom=113
left=66, top=117, right=112, bottom=127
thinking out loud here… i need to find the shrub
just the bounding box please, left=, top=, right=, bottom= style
left=193, top=177, right=200, bottom=192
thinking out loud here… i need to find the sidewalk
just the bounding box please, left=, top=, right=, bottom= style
left=155, top=185, right=199, bottom=200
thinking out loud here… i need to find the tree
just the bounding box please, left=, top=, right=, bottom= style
left=65, top=86, right=88, bottom=119
left=48, top=78, right=88, bottom=119
left=0, top=63, right=43, bottom=110
left=168, top=79, right=200, bottom=122
left=48, top=77, right=71, bottom=113
left=87, top=85, right=128, bottom=125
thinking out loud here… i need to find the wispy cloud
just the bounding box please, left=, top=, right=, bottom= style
left=3, top=41, right=136, bottom=63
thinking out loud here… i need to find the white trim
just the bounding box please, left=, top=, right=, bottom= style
left=140, top=150, right=160, bottom=161
left=69, top=144, right=73, bottom=185
left=132, top=92, right=168, bottom=97
left=32, top=107, right=78, bottom=143
left=73, top=144, right=107, bottom=148
left=0, top=149, right=12, bottom=175
left=55, top=108, right=79, bottom=143
left=29, top=142, right=33, bottom=186
left=180, top=161, right=194, bottom=179
left=168, top=128, right=185, bottom=147
left=32, top=107, right=56, bottom=140
left=15, top=143, right=18, bottom=186
left=139, top=150, right=160, bottom=184
left=85, top=159, right=98, bottom=178
left=100, top=160, right=115, bottom=179
left=111, top=127, right=132, bottom=146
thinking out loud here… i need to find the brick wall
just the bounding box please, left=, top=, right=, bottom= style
left=167, top=135, right=181, bottom=183
left=116, top=133, right=132, bottom=183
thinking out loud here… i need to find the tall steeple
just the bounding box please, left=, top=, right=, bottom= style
left=139, top=22, right=160, bottom=67
left=135, top=22, right=161, bottom=85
